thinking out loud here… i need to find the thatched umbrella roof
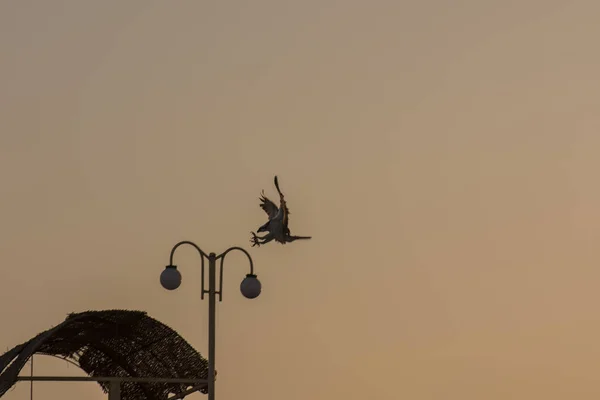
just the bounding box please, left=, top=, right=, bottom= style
left=0, top=310, right=209, bottom=399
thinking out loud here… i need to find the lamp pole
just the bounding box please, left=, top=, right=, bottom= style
left=207, top=252, right=217, bottom=400
left=160, top=241, right=261, bottom=400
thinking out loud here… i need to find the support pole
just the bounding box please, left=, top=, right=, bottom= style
left=208, top=252, right=217, bottom=400
left=108, top=381, right=121, bottom=400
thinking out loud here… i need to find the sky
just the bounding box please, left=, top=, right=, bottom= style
left=1, top=1, right=600, bottom=399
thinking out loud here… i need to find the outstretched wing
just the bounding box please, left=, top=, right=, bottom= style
left=259, top=190, right=279, bottom=219
left=274, top=176, right=291, bottom=228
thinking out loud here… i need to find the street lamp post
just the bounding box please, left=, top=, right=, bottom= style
left=159, top=241, right=261, bottom=400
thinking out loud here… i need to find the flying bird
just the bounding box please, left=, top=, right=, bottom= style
left=250, top=176, right=311, bottom=247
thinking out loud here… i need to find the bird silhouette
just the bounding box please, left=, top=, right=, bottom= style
left=250, top=176, right=312, bottom=247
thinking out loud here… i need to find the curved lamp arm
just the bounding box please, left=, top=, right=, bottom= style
left=169, top=240, right=209, bottom=263
left=216, top=247, right=255, bottom=301
left=168, top=241, right=208, bottom=298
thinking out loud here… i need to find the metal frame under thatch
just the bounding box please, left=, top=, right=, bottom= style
left=0, top=309, right=209, bottom=399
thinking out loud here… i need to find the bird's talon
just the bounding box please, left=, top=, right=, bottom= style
left=250, top=232, right=261, bottom=247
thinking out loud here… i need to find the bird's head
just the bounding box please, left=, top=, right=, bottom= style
left=257, top=220, right=271, bottom=233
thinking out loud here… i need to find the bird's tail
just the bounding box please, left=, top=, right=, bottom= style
left=288, top=235, right=312, bottom=242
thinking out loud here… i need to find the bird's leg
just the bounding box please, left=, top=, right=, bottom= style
left=258, top=235, right=275, bottom=245
left=251, top=232, right=271, bottom=240
left=250, top=232, right=275, bottom=247
left=250, top=232, right=272, bottom=247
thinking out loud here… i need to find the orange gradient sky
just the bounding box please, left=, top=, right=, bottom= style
left=1, top=1, right=600, bottom=399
